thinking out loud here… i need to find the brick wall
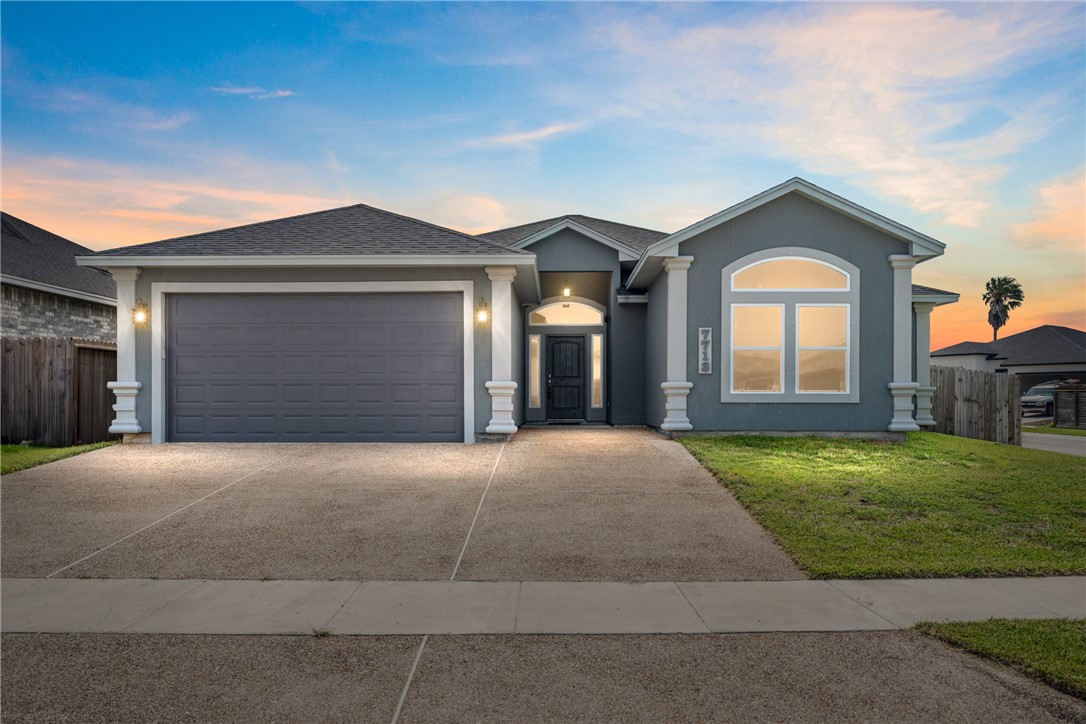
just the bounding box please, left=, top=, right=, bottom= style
left=1, top=284, right=116, bottom=341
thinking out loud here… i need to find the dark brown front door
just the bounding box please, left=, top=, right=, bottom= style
left=546, top=336, right=585, bottom=420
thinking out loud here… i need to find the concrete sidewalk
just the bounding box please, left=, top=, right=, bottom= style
left=3, top=576, right=1082, bottom=635
left=1022, top=431, right=1086, bottom=457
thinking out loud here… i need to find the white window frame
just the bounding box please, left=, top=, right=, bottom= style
left=731, top=255, right=851, bottom=292
left=528, top=297, right=606, bottom=326
left=590, top=333, right=604, bottom=408
left=730, top=304, right=785, bottom=395
left=795, top=303, right=850, bottom=394
left=528, top=334, right=542, bottom=408
left=721, top=247, right=860, bottom=404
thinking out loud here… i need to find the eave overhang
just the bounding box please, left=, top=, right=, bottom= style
left=627, top=178, right=948, bottom=290
left=75, top=253, right=542, bottom=304
left=0, top=273, right=118, bottom=307
left=912, top=291, right=959, bottom=308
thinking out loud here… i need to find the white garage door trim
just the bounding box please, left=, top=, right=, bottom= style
left=151, top=281, right=476, bottom=444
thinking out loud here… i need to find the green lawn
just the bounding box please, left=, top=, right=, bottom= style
left=918, top=619, right=1086, bottom=700
left=1023, top=425, right=1086, bottom=438
left=1, top=442, right=117, bottom=475
left=680, top=432, right=1086, bottom=578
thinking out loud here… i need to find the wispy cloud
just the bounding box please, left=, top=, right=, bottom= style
left=1, top=153, right=347, bottom=248
left=37, top=86, right=193, bottom=131
left=468, top=122, right=583, bottom=149
left=405, top=192, right=514, bottom=235
left=1012, top=172, right=1086, bottom=251
left=565, top=3, right=1083, bottom=227
left=211, top=83, right=296, bottom=100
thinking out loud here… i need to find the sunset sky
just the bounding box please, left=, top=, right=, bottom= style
left=2, top=2, right=1083, bottom=350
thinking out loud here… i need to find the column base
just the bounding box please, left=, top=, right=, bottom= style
left=107, top=381, right=143, bottom=435
left=914, top=386, right=936, bottom=427
left=485, top=380, right=519, bottom=434
left=887, top=381, right=920, bottom=432
left=661, top=381, right=694, bottom=432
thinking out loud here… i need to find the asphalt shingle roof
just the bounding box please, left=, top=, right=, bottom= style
left=1, top=212, right=116, bottom=300
left=86, top=204, right=531, bottom=258
left=478, top=214, right=669, bottom=252
left=931, top=325, right=1086, bottom=366
left=911, top=283, right=958, bottom=297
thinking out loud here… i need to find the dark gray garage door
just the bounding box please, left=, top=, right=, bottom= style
left=167, top=293, right=464, bottom=442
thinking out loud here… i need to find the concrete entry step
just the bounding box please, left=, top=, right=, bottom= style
left=3, top=577, right=1082, bottom=636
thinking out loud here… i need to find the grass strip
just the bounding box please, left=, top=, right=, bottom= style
left=1, top=442, right=117, bottom=475
left=917, top=618, right=1086, bottom=700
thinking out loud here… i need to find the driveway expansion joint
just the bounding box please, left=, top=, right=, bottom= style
left=4, top=577, right=1081, bottom=636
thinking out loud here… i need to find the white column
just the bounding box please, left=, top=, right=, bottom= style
left=484, top=266, right=518, bottom=435
left=887, top=255, right=919, bottom=432
left=913, top=301, right=937, bottom=427
left=660, top=256, right=694, bottom=432
left=107, top=267, right=143, bottom=435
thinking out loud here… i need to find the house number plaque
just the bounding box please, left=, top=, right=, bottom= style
left=698, top=327, right=712, bottom=374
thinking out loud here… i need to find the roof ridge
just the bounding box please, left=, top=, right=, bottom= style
left=479, top=215, right=566, bottom=236
left=1, top=212, right=95, bottom=253
left=89, top=202, right=530, bottom=256
left=89, top=203, right=371, bottom=253
left=355, top=203, right=530, bottom=254
left=571, top=214, right=668, bottom=235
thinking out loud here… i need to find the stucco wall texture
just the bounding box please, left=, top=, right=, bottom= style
left=678, top=193, right=908, bottom=432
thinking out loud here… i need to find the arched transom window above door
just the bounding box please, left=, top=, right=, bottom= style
left=529, top=301, right=604, bottom=325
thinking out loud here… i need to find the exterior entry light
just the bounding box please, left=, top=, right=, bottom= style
left=562, top=287, right=571, bottom=298
left=132, top=299, right=150, bottom=326
left=476, top=298, right=489, bottom=324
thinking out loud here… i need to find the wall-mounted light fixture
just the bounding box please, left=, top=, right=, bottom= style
left=562, top=286, right=572, bottom=299
left=132, top=299, right=150, bottom=326
left=476, top=297, right=489, bottom=324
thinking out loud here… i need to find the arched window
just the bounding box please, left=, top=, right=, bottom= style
left=732, top=257, right=849, bottom=290
left=721, top=248, right=859, bottom=403
left=529, top=302, right=604, bottom=326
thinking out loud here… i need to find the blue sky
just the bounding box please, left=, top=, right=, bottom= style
left=2, top=2, right=1083, bottom=346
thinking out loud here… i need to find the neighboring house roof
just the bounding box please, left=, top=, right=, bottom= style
left=931, top=325, right=1086, bottom=367
left=479, top=214, right=668, bottom=253
left=81, top=203, right=533, bottom=260
left=931, top=341, right=1000, bottom=357
left=1, top=212, right=116, bottom=304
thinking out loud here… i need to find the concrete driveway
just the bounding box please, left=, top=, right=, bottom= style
left=1, top=428, right=801, bottom=582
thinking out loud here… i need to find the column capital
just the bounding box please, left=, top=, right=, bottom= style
left=888, top=254, right=916, bottom=270
left=108, top=267, right=142, bottom=283
left=912, top=301, right=938, bottom=314
left=484, top=266, right=518, bottom=283
left=662, top=255, right=694, bottom=272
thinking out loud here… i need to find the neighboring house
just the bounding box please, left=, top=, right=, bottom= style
left=76, top=177, right=958, bottom=443
left=1, top=212, right=117, bottom=340
left=931, top=325, right=1086, bottom=390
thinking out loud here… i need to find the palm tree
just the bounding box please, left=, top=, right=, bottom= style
left=982, top=276, right=1024, bottom=341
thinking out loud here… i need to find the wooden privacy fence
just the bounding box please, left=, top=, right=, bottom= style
left=1053, top=384, right=1086, bottom=430
left=930, top=365, right=1021, bottom=445
left=1, top=337, right=118, bottom=447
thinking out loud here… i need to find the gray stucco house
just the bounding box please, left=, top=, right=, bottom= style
left=76, top=178, right=957, bottom=443
left=2, top=212, right=117, bottom=340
